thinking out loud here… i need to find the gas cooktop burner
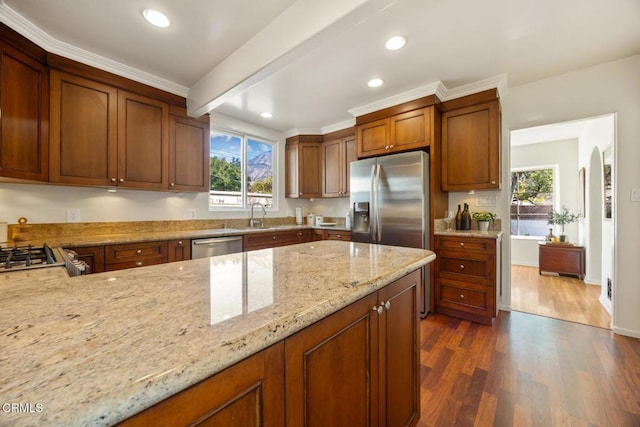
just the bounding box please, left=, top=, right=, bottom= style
left=0, top=244, right=56, bottom=269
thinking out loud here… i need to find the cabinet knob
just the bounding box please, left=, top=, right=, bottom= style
left=299, top=192, right=303, bottom=196
left=119, top=178, right=124, bottom=183
left=336, top=235, right=341, bottom=239
left=390, top=145, right=394, bottom=149
left=111, top=178, right=117, bottom=183
left=272, top=236, right=276, bottom=240
left=178, top=241, right=183, bottom=246
left=385, top=145, right=389, bottom=149
left=384, top=300, right=391, bottom=310
left=460, top=264, right=465, bottom=269
left=460, top=242, right=465, bottom=247
left=491, top=180, right=496, bottom=184
left=372, top=305, right=384, bottom=315
left=136, top=249, right=142, bottom=254
left=136, top=261, right=143, bottom=267
left=460, top=294, right=465, bottom=299
left=170, top=182, right=175, bottom=187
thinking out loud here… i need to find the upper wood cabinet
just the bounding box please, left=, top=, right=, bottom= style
left=356, top=106, right=435, bottom=158
left=322, top=130, right=356, bottom=198
left=50, top=71, right=170, bottom=190
left=169, top=107, right=209, bottom=192
left=441, top=90, right=501, bottom=191
left=0, top=43, right=49, bottom=182
left=285, top=135, right=322, bottom=199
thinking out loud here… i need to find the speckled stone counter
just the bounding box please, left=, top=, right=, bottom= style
left=434, top=229, right=503, bottom=239
left=0, top=241, right=434, bottom=426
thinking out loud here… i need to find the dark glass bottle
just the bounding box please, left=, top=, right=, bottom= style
left=455, top=204, right=462, bottom=230
left=461, top=203, right=471, bottom=230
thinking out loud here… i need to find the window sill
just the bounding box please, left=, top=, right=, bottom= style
left=510, top=235, right=545, bottom=241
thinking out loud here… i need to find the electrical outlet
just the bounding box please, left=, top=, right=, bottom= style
left=66, top=209, right=81, bottom=223
left=631, top=188, right=640, bottom=202
left=189, top=209, right=197, bottom=219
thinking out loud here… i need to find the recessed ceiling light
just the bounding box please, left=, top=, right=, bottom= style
left=260, top=112, right=273, bottom=119
left=385, top=36, right=407, bottom=50
left=368, top=78, right=384, bottom=88
left=143, top=9, right=170, bottom=28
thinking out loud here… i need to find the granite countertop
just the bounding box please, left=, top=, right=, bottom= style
left=434, top=229, right=503, bottom=239
left=1, top=224, right=351, bottom=249
left=0, top=240, right=434, bottom=426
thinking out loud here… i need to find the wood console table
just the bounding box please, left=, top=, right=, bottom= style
left=538, top=243, right=585, bottom=280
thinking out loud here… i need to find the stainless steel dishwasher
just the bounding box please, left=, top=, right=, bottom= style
left=191, top=236, right=243, bottom=259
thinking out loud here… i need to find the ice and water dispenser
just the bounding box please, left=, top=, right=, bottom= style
left=352, top=202, right=370, bottom=233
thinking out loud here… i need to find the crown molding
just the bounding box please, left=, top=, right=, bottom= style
left=321, top=118, right=355, bottom=135
left=0, top=3, right=189, bottom=97
left=283, top=127, right=323, bottom=138
left=441, top=74, right=508, bottom=101
left=348, top=81, right=446, bottom=118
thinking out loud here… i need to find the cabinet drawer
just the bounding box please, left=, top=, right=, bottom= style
left=438, top=255, right=487, bottom=280
left=105, top=257, right=168, bottom=272
left=325, top=230, right=351, bottom=241
left=435, top=236, right=492, bottom=252
left=435, top=279, right=494, bottom=315
left=243, top=230, right=299, bottom=251
left=105, top=241, right=168, bottom=264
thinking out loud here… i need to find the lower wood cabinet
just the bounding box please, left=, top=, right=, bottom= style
left=434, top=235, right=500, bottom=325
left=539, top=243, right=585, bottom=279
left=118, top=269, right=421, bottom=427
left=104, top=241, right=168, bottom=272
left=118, top=343, right=285, bottom=427
left=167, top=239, right=190, bottom=262
left=243, top=229, right=312, bottom=251
left=285, top=269, right=420, bottom=426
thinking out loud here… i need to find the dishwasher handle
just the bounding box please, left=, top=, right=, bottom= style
left=192, top=237, right=242, bottom=245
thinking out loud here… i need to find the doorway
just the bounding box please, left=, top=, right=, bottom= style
left=509, top=114, right=615, bottom=329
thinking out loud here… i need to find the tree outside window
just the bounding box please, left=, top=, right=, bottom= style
left=510, top=168, right=554, bottom=236
left=209, top=130, right=274, bottom=209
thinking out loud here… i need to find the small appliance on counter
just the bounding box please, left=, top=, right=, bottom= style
left=307, top=212, right=315, bottom=225
left=295, top=207, right=303, bottom=225
left=314, top=215, right=324, bottom=227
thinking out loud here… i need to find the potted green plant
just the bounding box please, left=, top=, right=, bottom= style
left=471, top=211, right=496, bottom=231
left=547, top=205, right=580, bottom=242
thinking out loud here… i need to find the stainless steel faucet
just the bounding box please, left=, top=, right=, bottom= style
left=249, top=202, right=266, bottom=228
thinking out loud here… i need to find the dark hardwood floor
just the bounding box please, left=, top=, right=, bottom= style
left=418, top=311, right=640, bottom=426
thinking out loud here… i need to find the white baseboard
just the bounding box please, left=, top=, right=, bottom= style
left=510, top=262, right=538, bottom=268
left=599, top=294, right=612, bottom=314
left=612, top=325, right=640, bottom=339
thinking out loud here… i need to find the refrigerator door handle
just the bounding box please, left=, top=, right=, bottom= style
left=375, top=164, right=382, bottom=242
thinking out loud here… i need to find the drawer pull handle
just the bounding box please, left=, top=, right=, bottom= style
left=136, top=261, right=143, bottom=267
left=136, top=249, right=142, bottom=254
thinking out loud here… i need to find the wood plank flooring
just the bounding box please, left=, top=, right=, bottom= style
left=418, top=311, right=640, bottom=426
left=511, top=265, right=611, bottom=329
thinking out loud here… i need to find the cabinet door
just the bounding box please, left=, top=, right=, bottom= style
left=357, top=118, right=389, bottom=158
left=0, top=45, right=49, bottom=181
left=50, top=71, right=118, bottom=185
left=389, top=107, right=431, bottom=151
left=66, top=245, right=105, bottom=274
left=322, top=138, right=342, bottom=197
left=299, top=143, right=322, bottom=198
left=117, top=91, right=169, bottom=189
left=120, top=343, right=285, bottom=427
left=378, top=269, right=420, bottom=427
left=442, top=100, right=500, bottom=191
left=285, top=143, right=299, bottom=198
left=285, top=292, right=379, bottom=426
left=343, top=136, right=357, bottom=196
left=167, top=239, right=190, bottom=262
left=169, top=114, right=209, bottom=192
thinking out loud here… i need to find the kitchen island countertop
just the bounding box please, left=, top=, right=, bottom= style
left=0, top=240, right=434, bottom=426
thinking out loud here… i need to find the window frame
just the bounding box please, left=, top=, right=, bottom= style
left=208, top=126, right=278, bottom=212
left=510, top=165, right=558, bottom=237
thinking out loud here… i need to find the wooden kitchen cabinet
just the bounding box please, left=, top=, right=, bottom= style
left=285, top=135, right=323, bottom=199
left=66, top=245, right=105, bottom=274
left=105, top=241, right=168, bottom=271
left=243, top=229, right=312, bottom=252
left=167, top=239, right=190, bottom=262
left=324, top=229, right=351, bottom=241
left=285, top=269, right=420, bottom=426
left=0, top=42, right=49, bottom=182
left=168, top=107, right=209, bottom=192
left=434, top=235, right=500, bottom=325
left=50, top=71, right=169, bottom=190
left=356, top=106, right=434, bottom=158
left=441, top=90, right=501, bottom=191
left=539, top=243, right=585, bottom=279
left=119, top=343, right=285, bottom=427
left=322, top=131, right=356, bottom=198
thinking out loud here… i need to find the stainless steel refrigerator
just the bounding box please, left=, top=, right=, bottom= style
left=350, top=151, right=430, bottom=317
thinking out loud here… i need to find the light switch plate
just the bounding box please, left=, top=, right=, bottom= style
left=631, top=188, right=640, bottom=202
left=66, top=209, right=81, bottom=223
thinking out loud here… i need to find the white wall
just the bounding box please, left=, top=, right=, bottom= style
left=510, top=139, right=578, bottom=266
left=504, top=55, right=640, bottom=338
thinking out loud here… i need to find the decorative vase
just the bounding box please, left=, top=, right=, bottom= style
left=478, top=221, right=490, bottom=232
left=559, top=235, right=567, bottom=243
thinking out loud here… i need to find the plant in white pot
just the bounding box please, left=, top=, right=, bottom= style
left=471, top=211, right=496, bottom=232
left=547, top=206, right=580, bottom=242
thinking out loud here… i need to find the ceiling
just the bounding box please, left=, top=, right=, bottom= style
left=2, top=0, right=639, bottom=135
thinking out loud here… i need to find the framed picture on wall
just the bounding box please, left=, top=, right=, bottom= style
left=603, top=147, right=613, bottom=220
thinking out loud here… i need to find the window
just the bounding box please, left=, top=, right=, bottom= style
left=209, top=129, right=275, bottom=209
left=510, top=168, right=554, bottom=236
